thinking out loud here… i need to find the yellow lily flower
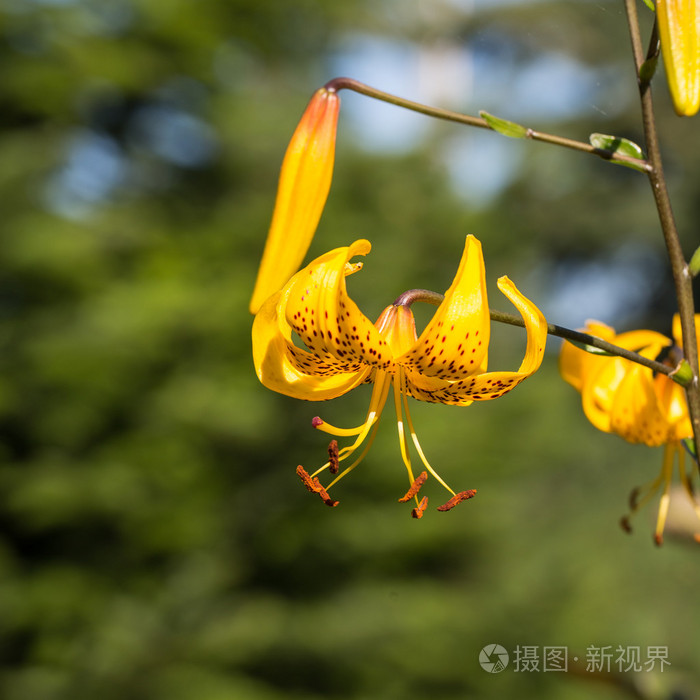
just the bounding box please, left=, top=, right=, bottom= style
left=560, top=319, right=698, bottom=544
left=253, top=235, right=548, bottom=516
left=656, top=0, right=700, bottom=116
left=249, top=87, right=340, bottom=315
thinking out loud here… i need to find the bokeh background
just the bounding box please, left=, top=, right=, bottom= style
left=1, top=0, right=700, bottom=698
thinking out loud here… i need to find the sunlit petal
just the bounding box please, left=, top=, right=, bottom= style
left=657, top=0, right=700, bottom=116
left=253, top=289, right=370, bottom=401
left=250, top=88, right=340, bottom=314
left=399, top=235, right=489, bottom=379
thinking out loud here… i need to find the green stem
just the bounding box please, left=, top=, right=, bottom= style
left=624, top=0, right=700, bottom=461
left=490, top=309, right=678, bottom=379
left=324, top=77, right=651, bottom=172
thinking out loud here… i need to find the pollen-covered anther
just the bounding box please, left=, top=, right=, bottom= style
left=654, top=533, right=663, bottom=547
left=328, top=439, right=340, bottom=474
left=398, top=471, right=428, bottom=503
left=437, top=489, right=477, bottom=512
left=411, top=496, right=429, bottom=519
left=311, top=416, right=324, bottom=428
left=295, top=465, right=339, bottom=507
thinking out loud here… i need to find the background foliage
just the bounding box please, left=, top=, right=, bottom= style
left=1, top=1, right=699, bottom=698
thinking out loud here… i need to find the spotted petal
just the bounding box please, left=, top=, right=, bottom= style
left=253, top=287, right=371, bottom=401
left=400, top=274, right=547, bottom=405
left=399, top=235, right=490, bottom=380
left=284, top=239, right=392, bottom=370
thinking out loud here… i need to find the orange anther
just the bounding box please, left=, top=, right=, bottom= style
left=398, top=471, right=428, bottom=502
left=437, top=489, right=477, bottom=512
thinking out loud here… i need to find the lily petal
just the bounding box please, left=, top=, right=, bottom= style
left=253, top=288, right=370, bottom=401
left=399, top=275, right=547, bottom=406
left=657, top=0, right=700, bottom=116
left=285, top=240, right=392, bottom=369
left=399, top=235, right=490, bottom=379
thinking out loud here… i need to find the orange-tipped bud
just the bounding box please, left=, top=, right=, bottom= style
left=249, top=88, right=340, bottom=313
left=657, top=0, right=700, bottom=116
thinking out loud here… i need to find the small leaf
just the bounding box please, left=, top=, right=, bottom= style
left=589, top=133, right=647, bottom=171
left=641, top=0, right=655, bottom=10
left=689, top=245, right=700, bottom=277
left=639, top=54, right=659, bottom=83
left=589, top=133, right=644, bottom=159
left=683, top=438, right=697, bottom=459
left=566, top=339, right=614, bottom=356
left=480, top=111, right=528, bottom=139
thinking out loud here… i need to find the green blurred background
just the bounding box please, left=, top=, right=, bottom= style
left=1, top=0, right=699, bottom=698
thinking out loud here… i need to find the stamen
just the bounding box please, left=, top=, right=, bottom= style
left=328, top=440, right=340, bottom=474
left=311, top=374, right=391, bottom=478
left=653, top=442, right=676, bottom=546
left=411, top=496, right=429, bottom=519
left=399, top=471, right=428, bottom=503
left=295, top=465, right=339, bottom=507
left=437, top=490, right=477, bottom=511
left=619, top=516, right=633, bottom=534
left=400, top=372, right=456, bottom=496
left=313, top=416, right=366, bottom=437
left=393, top=371, right=416, bottom=487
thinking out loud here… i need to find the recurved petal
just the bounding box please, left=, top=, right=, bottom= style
left=657, top=0, right=700, bottom=116
left=249, top=88, right=340, bottom=314
left=496, top=275, right=547, bottom=377
left=398, top=235, right=489, bottom=380
left=284, top=240, right=392, bottom=369
left=252, top=290, right=370, bottom=401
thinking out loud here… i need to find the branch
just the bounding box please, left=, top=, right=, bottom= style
left=623, top=0, right=700, bottom=461
left=324, top=77, right=651, bottom=172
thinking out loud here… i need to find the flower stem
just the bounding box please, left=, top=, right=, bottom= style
left=624, top=0, right=700, bottom=461
left=324, top=76, right=651, bottom=171
left=489, top=308, right=678, bottom=380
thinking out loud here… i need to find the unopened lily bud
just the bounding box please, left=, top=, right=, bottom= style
left=250, top=88, right=340, bottom=314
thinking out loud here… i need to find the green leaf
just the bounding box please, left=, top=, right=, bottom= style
left=566, top=339, right=614, bottom=356
left=480, top=111, right=528, bottom=139
left=689, top=245, right=700, bottom=277
left=589, top=133, right=647, bottom=171
left=639, top=54, right=659, bottom=83
left=641, top=0, right=655, bottom=10
left=683, top=438, right=697, bottom=459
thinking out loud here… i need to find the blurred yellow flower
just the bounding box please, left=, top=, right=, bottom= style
left=656, top=0, right=700, bottom=116
left=249, top=87, right=340, bottom=314
left=560, top=319, right=698, bottom=544
left=253, top=235, right=547, bottom=515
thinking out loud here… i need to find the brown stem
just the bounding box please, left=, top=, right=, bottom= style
left=324, top=77, right=651, bottom=171
left=624, top=0, right=700, bottom=458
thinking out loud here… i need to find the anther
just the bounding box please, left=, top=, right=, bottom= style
left=296, top=465, right=339, bottom=507
left=398, top=471, right=428, bottom=503
left=619, top=516, right=632, bottom=534
left=411, top=496, right=429, bottom=519
left=654, top=533, right=663, bottom=547
left=628, top=487, right=640, bottom=510
left=312, top=416, right=324, bottom=428
left=437, top=489, right=477, bottom=512
left=328, top=440, right=340, bottom=474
